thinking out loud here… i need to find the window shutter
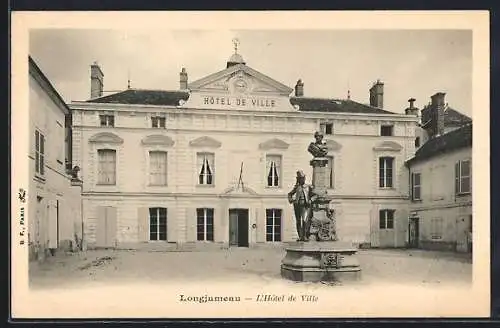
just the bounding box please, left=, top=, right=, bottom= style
left=96, top=206, right=106, bottom=246
left=167, top=208, right=177, bottom=242
left=137, top=207, right=149, bottom=242
left=255, top=208, right=265, bottom=243
left=186, top=207, right=197, bottom=242
left=106, top=206, right=117, bottom=247
left=454, top=161, right=460, bottom=194
left=212, top=207, right=220, bottom=242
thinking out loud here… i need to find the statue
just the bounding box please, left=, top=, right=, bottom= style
left=287, top=171, right=317, bottom=242
left=288, top=132, right=337, bottom=243
left=307, top=131, right=329, bottom=158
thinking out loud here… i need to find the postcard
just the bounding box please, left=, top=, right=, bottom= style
left=11, top=10, right=490, bottom=318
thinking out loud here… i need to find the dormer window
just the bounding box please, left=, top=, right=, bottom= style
left=152, top=116, right=166, bottom=129
left=320, top=122, right=333, bottom=135
left=415, top=137, right=421, bottom=148
left=380, top=125, right=393, bottom=136
left=100, top=114, right=114, bottom=127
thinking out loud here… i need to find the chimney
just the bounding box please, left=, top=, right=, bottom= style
left=295, top=79, right=304, bottom=97
left=180, top=67, right=188, bottom=90
left=90, top=61, right=104, bottom=99
left=369, top=79, right=384, bottom=108
left=405, top=98, right=420, bottom=116
left=430, top=92, right=446, bottom=137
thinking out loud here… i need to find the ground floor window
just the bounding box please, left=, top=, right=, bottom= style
left=430, top=217, right=443, bottom=240
left=149, top=207, right=167, bottom=241
left=379, top=209, right=395, bottom=229
left=266, top=209, right=282, bottom=242
left=197, top=208, right=214, bottom=241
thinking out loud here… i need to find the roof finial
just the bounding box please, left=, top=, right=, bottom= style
left=127, top=69, right=131, bottom=89
left=232, top=38, right=240, bottom=54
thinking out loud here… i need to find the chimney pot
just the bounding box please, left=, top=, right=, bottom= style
left=295, top=79, right=304, bottom=97
left=90, top=62, right=104, bottom=99
left=180, top=67, right=188, bottom=90
left=369, top=80, right=384, bottom=108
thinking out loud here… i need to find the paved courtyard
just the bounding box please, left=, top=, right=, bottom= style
left=29, top=247, right=472, bottom=289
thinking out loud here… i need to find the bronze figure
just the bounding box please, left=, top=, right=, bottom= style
left=288, top=170, right=317, bottom=241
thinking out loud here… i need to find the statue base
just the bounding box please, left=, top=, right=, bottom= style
left=281, top=241, right=361, bottom=283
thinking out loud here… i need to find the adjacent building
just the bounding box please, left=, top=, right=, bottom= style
left=405, top=92, right=472, bottom=252
left=28, top=56, right=83, bottom=261
left=69, top=51, right=424, bottom=250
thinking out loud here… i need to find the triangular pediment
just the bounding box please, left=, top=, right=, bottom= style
left=141, top=134, right=175, bottom=147
left=189, top=136, right=222, bottom=148
left=325, top=139, right=342, bottom=152
left=188, top=64, right=293, bottom=96
left=221, top=185, right=259, bottom=196
left=373, top=141, right=403, bottom=152
left=259, top=138, right=290, bottom=150
left=89, top=132, right=123, bottom=144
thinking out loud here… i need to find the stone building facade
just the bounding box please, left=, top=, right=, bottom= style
left=68, top=52, right=427, bottom=251
left=28, top=56, right=83, bottom=261
left=406, top=92, right=472, bottom=252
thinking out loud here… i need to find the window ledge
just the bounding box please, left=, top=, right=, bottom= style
left=34, top=174, right=46, bottom=182
left=378, top=187, right=396, bottom=190
left=196, top=184, right=215, bottom=188
left=265, top=186, right=282, bottom=190
left=456, top=192, right=471, bottom=197
left=148, top=184, right=168, bottom=187
left=411, top=199, right=422, bottom=203
left=96, top=183, right=117, bottom=186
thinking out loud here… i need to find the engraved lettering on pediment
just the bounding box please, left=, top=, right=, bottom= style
left=89, top=132, right=123, bottom=144
left=259, top=138, right=290, bottom=150
left=189, top=136, right=222, bottom=148
left=325, top=139, right=342, bottom=151
left=373, top=141, right=403, bottom=152
left=141, top=134, right=175, bottom=147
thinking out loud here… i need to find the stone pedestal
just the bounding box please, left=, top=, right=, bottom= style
left=281, top=241, right=361, bottom=282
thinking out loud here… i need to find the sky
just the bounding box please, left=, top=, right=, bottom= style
left=29, top=29, right=472, bottom=116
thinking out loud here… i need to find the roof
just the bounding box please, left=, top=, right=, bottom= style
left=290, top=97, right=397, bottom=115
left=29, top=56, right=70, bottom=115
left=421, top=104, right=471, bottom=128
left=87, top=89, right=190, bottom=106
left=87, top=89, right=398, bottom=115
left=406, top=123, right=472, bottom=166
left=444, top=107, right=472, bottom=126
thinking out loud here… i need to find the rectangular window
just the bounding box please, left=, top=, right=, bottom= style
left=99, top=114, right=115, bottom=127
left=320, top=122, right=333, bottom=135
left=149, top=151, right=167, bottom=186
left=327, top=156, right=334, bottom=189
left=196, top=208, right=214, bottom=241
left=266, top=209, right=282, bottom=242
left=455, top=160, right=471, bottom=194
left=35, top=130, right=45, bottom=176
left=152, top=116, right=166, bottom=128
left=379, top=209, right=395, bottom=230
left=97, top=149, right=116, bottom=185
left=411, top=172, right=421, bottom=201
left=415, top=137, right=421, bottom=148
left=380, top=125, right=394, bottom=136
left=197, top=153, right=215, bottom=185
left=266, top=155, right=282, bottom=187
left=430, top=217, right=443, bottom=240
left=149, top=207, right=167, bottom=241
left=379, top=157, right=394, bottom=188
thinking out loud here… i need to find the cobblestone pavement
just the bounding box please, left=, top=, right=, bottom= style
left=29, top=247, right=472, bottom=289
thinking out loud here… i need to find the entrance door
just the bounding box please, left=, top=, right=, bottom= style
left=229, top=209, right=249, bottom=247
left=408, top=217, right=419, bottom=248
left=96, top=206, right=117, bottom=248
left=456, top=215, right=472, bottom=253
